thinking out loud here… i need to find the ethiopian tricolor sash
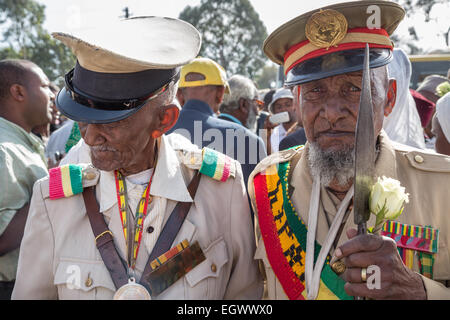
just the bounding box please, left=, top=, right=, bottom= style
left=253, top=159, right=352, bottom=300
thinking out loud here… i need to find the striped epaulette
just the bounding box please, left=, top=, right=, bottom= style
left=48, top=164, right=98, bottom=199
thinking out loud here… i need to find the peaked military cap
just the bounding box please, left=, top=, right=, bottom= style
left=53, top=16, right=201, bottom=123
left=263, top=0, right=405, bottom=86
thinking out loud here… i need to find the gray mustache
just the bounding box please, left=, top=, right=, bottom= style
left=90, top=145, right=118, bottom=152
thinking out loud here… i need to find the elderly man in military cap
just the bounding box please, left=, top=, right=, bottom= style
left=249, top=1, right=450, bottom=300
left=12, top=17, right=263, bottom=300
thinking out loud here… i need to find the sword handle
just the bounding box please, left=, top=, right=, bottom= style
left=357, top=222, right=367, bottom=235
left=355, top=222, right=367, bottom=300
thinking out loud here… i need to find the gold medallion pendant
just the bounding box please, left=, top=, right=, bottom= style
left=113, top=277, right=151, bottom=300
left=305, top=9, right=348, bottom=49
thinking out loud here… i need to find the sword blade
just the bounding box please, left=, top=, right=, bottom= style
left=353, top=44, right=376, bottom=227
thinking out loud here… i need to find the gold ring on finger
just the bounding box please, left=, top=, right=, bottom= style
left=361, top=267, right=367, bottom=282
left=331, top=260, right=346, bottom=275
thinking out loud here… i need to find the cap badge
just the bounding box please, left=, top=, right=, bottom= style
left=305, top=9, right=348, bottom=49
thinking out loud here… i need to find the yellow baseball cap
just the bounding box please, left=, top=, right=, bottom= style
left=179, top=57, right=230, bottom=93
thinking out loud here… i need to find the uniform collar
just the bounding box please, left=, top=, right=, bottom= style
left=219, top=113, right=243, bottom=126
left=98, top=134, right=193, bottom=212
left=183, top=99, right=214, bottom=116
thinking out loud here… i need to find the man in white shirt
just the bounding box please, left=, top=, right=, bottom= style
left=268, top=88, right=298, bottom=153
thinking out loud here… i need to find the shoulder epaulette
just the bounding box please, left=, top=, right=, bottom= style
left=199, top=147, right=235, bottom=181
left=48, top=164, right=98, bottom=199
left=178, top=147, right=236, bottom=182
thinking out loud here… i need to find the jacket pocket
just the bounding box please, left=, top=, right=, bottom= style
left=54, top=258, right=116, bottom=300
left=184, top=238, right=229, bottom=299
left=434, top=238, right=450, bottom=280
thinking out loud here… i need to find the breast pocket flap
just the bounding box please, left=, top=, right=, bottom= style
left=54, top=259, right=116, bottom=293
left=185, top=239, right=229, bottom=287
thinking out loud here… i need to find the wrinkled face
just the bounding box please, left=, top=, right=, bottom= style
left=79, top=102, right=161, bottom=172
left=25, top=66, right=54, bottom=126
left=298, top=67, right=393, bottom=152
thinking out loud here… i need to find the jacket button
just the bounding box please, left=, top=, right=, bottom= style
left=211, top=263, right=217, bottom=273
left=85, top=275, right=93, bottom=287
left=147, top=226, right=154, bottom=233
left=414, top=155, right=424, bottom=163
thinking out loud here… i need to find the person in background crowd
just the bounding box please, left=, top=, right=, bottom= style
left=432, top=92, right=450, bottom=156
left=278, top=86, right=307, bottom=151
left=32, top=82, right=62, bottom=145
left=45, top=119, right=81, bottom=168
left=0, top=59, right=53, bottom=299
left=268, top=87, right=298, bottom=153
left=416, top=74, right=449, bottom=146
left=383, top=48, right=425, bottom=149
left=219, top=74, right=263, bottom=132
left=256, top=89, right=275, bottom=146
left=218, top=73, right=267, bottom=177
left=169, top=58, right=265, bottom=187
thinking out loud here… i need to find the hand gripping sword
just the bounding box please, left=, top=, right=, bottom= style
left=353, top=44, right=376, bottom=300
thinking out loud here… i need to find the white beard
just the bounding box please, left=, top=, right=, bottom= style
left=307, top=142, right=355, bottom=187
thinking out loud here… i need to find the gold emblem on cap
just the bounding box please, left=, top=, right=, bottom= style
left=305, top=9, right=348, bottom=49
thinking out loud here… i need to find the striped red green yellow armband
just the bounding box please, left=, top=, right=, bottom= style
left=199, top=148, right=234, bottom=182
left=49, top=164, right=83, bottom=199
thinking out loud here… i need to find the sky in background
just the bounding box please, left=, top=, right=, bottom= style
left=37, top=0, right=449, bottom=55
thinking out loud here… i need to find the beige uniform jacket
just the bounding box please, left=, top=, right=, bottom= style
left=12, top=133, right=263, bottom=300
left=248, top=132, right=450, bottom=300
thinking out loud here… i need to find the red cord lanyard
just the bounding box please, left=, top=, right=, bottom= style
left=114, top=169, right=154, bottom=269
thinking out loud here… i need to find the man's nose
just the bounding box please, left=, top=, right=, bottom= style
left=83, top=123, right=106, bottom=146
left=322, top=99, right=347, bottom=125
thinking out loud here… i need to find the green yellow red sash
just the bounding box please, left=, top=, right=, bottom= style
left=253, top=158, right=352, bottom=300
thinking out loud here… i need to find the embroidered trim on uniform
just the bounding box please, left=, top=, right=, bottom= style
left=49, top=164, right=83, bottom=199
left=381, top=221, right=438, bottom=254
left=253, top=161, right=351, bottom=300
left=381, top=221, right=439, bottom=279
left=199, top=148, right=234, bottom=181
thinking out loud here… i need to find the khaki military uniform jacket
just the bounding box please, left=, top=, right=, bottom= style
left=248, top=131, right=450, bottom=300
left=12, top=133, right=263, bottom=300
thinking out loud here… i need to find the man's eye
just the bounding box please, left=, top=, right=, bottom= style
left=349, top=85, right=361, bottom=92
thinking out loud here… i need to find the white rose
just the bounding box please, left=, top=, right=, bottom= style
left=369, top=176, right=409, bottom=220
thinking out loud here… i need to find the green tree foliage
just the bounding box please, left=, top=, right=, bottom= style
left=179, top=0, right=268, bottom=79
left=255, top=64, right=278, bottom=90
left=0, top=0, right=75, bottom=82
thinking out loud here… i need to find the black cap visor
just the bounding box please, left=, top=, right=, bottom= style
left=285, top=48, right=392, bottom=87
left=56, top=86, right=147, bottom=124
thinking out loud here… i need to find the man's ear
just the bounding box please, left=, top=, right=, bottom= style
left=9, top=84, right=26, bottom=102
left=384, top=79, right=397, bottom=117
left=215, top=86, right=225, bottom=104
left=239, top=98, right=249, bottom=115
left=154, top=104, right=180, bottom=137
